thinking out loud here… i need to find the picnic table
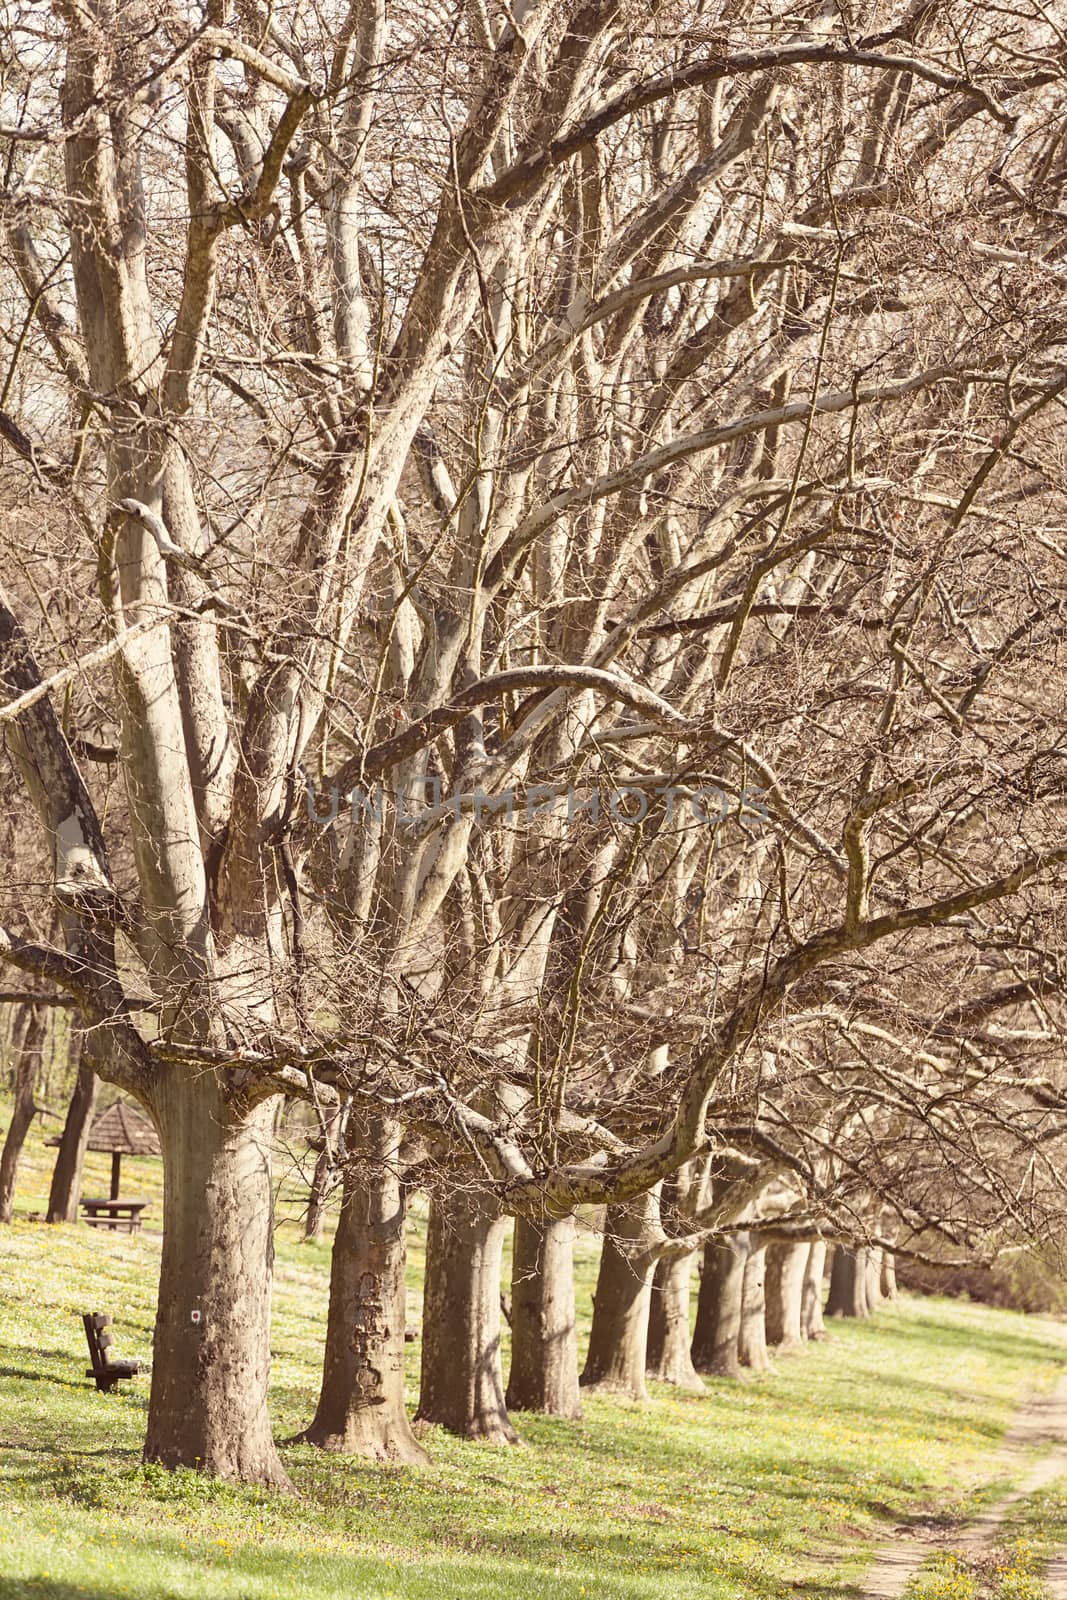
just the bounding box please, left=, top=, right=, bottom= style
left=80, top=1197, right=149, bottom=1232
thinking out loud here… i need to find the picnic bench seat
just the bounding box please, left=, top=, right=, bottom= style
left=82, top=1311, right=142, bottom=1392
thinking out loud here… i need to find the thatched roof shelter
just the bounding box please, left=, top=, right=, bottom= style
left=47, top=1097, right=160, bottom=1200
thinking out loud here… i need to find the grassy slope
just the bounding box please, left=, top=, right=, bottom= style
left=1, top=1108, right=1065, bottom=1600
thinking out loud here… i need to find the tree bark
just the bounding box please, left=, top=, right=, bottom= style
left=144, top=1076, right=291, bottom=1489
left=581, top=1190, right=660, bottom=1400
left=0, top=1003, right=45, bottom=1224
left=864, top=1245, right=885, bottom=1311
left=826, top=1245, right=870, bottom=1319
left=880, top=1249, right=898, bottom=1300
left=301, top=1113, right=426, bottom=1463
left=801, top=1241, right=829, bottom=1340
left=416, top=1189, right=518, bottom=1443
left=47, top=1027, right=96, bottom=1224
left=506, top=1213, right=582, bottom=1417
left=304, top=1148, right=332, bottom=1243
left=737, top=1243, right=769, bottom=1370
left=691, top=1233, right=749, bottom=1377
left=647, top=1249, right=704, bottom=1391
left=764, top=1241, right=807, bottom=1350
left=303, top=1107, right=347, bottom=1241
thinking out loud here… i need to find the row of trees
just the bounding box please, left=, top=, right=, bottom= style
left=0, top=1000, right=97, bottom=1224
left=1, top=0, right=1066, bottom=1488
left=0, top=1026, right=892, bottom=1462
left=307, top=1185, right=903, bottom=1457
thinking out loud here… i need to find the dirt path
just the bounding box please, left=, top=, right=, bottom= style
left=861, top=1375, right=1067, bottom=1599
left=1047, top=1554, right=1067, bottom=1599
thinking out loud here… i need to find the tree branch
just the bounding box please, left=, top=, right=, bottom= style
left=484, top=39, right=1015, bottom=204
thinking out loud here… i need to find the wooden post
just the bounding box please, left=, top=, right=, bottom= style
left=110, top=1151, right=121, bottom=1200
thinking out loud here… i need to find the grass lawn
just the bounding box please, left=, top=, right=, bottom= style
left=2, top=1106, right=1066, bottom=1599
left=899, top=1497, right=1067, bottom=1600
left=900, top=1434, right=1067, bottom=1598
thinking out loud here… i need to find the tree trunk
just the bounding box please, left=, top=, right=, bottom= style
left=826, top=1245, right=870, bottom=1319
left=47, top=1028, right=96, bottom=1224
left=880, top=1249, right=898, bottom=1300
left=691, top=1234, right=749, bottom=1377
left=865, top=1246, right=885, bottom=1312
left=647, top=1249, right=704, bottom=1391
left=38, top=1007, right=66, bottom=1104
left=304, top=1145, right=332, bottom=1243
left=801, top=1241, right=829, bottom=1340
left=303, top=1100, right=345, bottom=1244
left=506, top=1213, right=581, bottom=1417
left=764, top=1241, right=807, bottom=1350
left=144, top=1075, right=291, bottom=1489
left=301, top=1114, right=426, bottom=1463
left=0, top=1004, right=45, bottom=1224
left=581, top=1190, right=660, bottom=1400
left=416, top=1189, right=518, bottom=1444
left=738, top=1243, right=769, bottom=1370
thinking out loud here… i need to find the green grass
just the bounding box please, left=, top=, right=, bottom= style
left=900, top=1475, right=1067, bottom=1600
left=1001, top=1479, right=1067, bottom=1563
left=901, top=1494, right=1067, bottom=1600
left=903, top=1544, right=1048, bottom=1600
left=2, top=1105, right=1067, bottom=1599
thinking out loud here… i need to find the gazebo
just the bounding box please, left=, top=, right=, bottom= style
left=47, top=1097, right=161, bottom=1201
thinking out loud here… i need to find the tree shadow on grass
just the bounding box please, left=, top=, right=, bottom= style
left=791, top=1585, right=862, bottom=1599
left=0, top=1366, right=84, bottom=1388
left=0, top=1347, right=75, bottom=1363
left=0, top=1558, right=860, bottom=1600
left=0, top=1441, right=138, bottom=1456
left=0, top=1342, right=142, bottom=1397
left=0, top=1440, right=141, bottom=1506
left=0, top=1585, right=165, bottom=1600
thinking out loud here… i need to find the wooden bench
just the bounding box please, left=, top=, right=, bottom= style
left=82, top=1312, right=142, bottom=1392
left=80, top=1197, right=149, bottom=1232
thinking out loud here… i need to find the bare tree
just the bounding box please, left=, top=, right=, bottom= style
left=1, top=0, right=1066, bottom=1484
